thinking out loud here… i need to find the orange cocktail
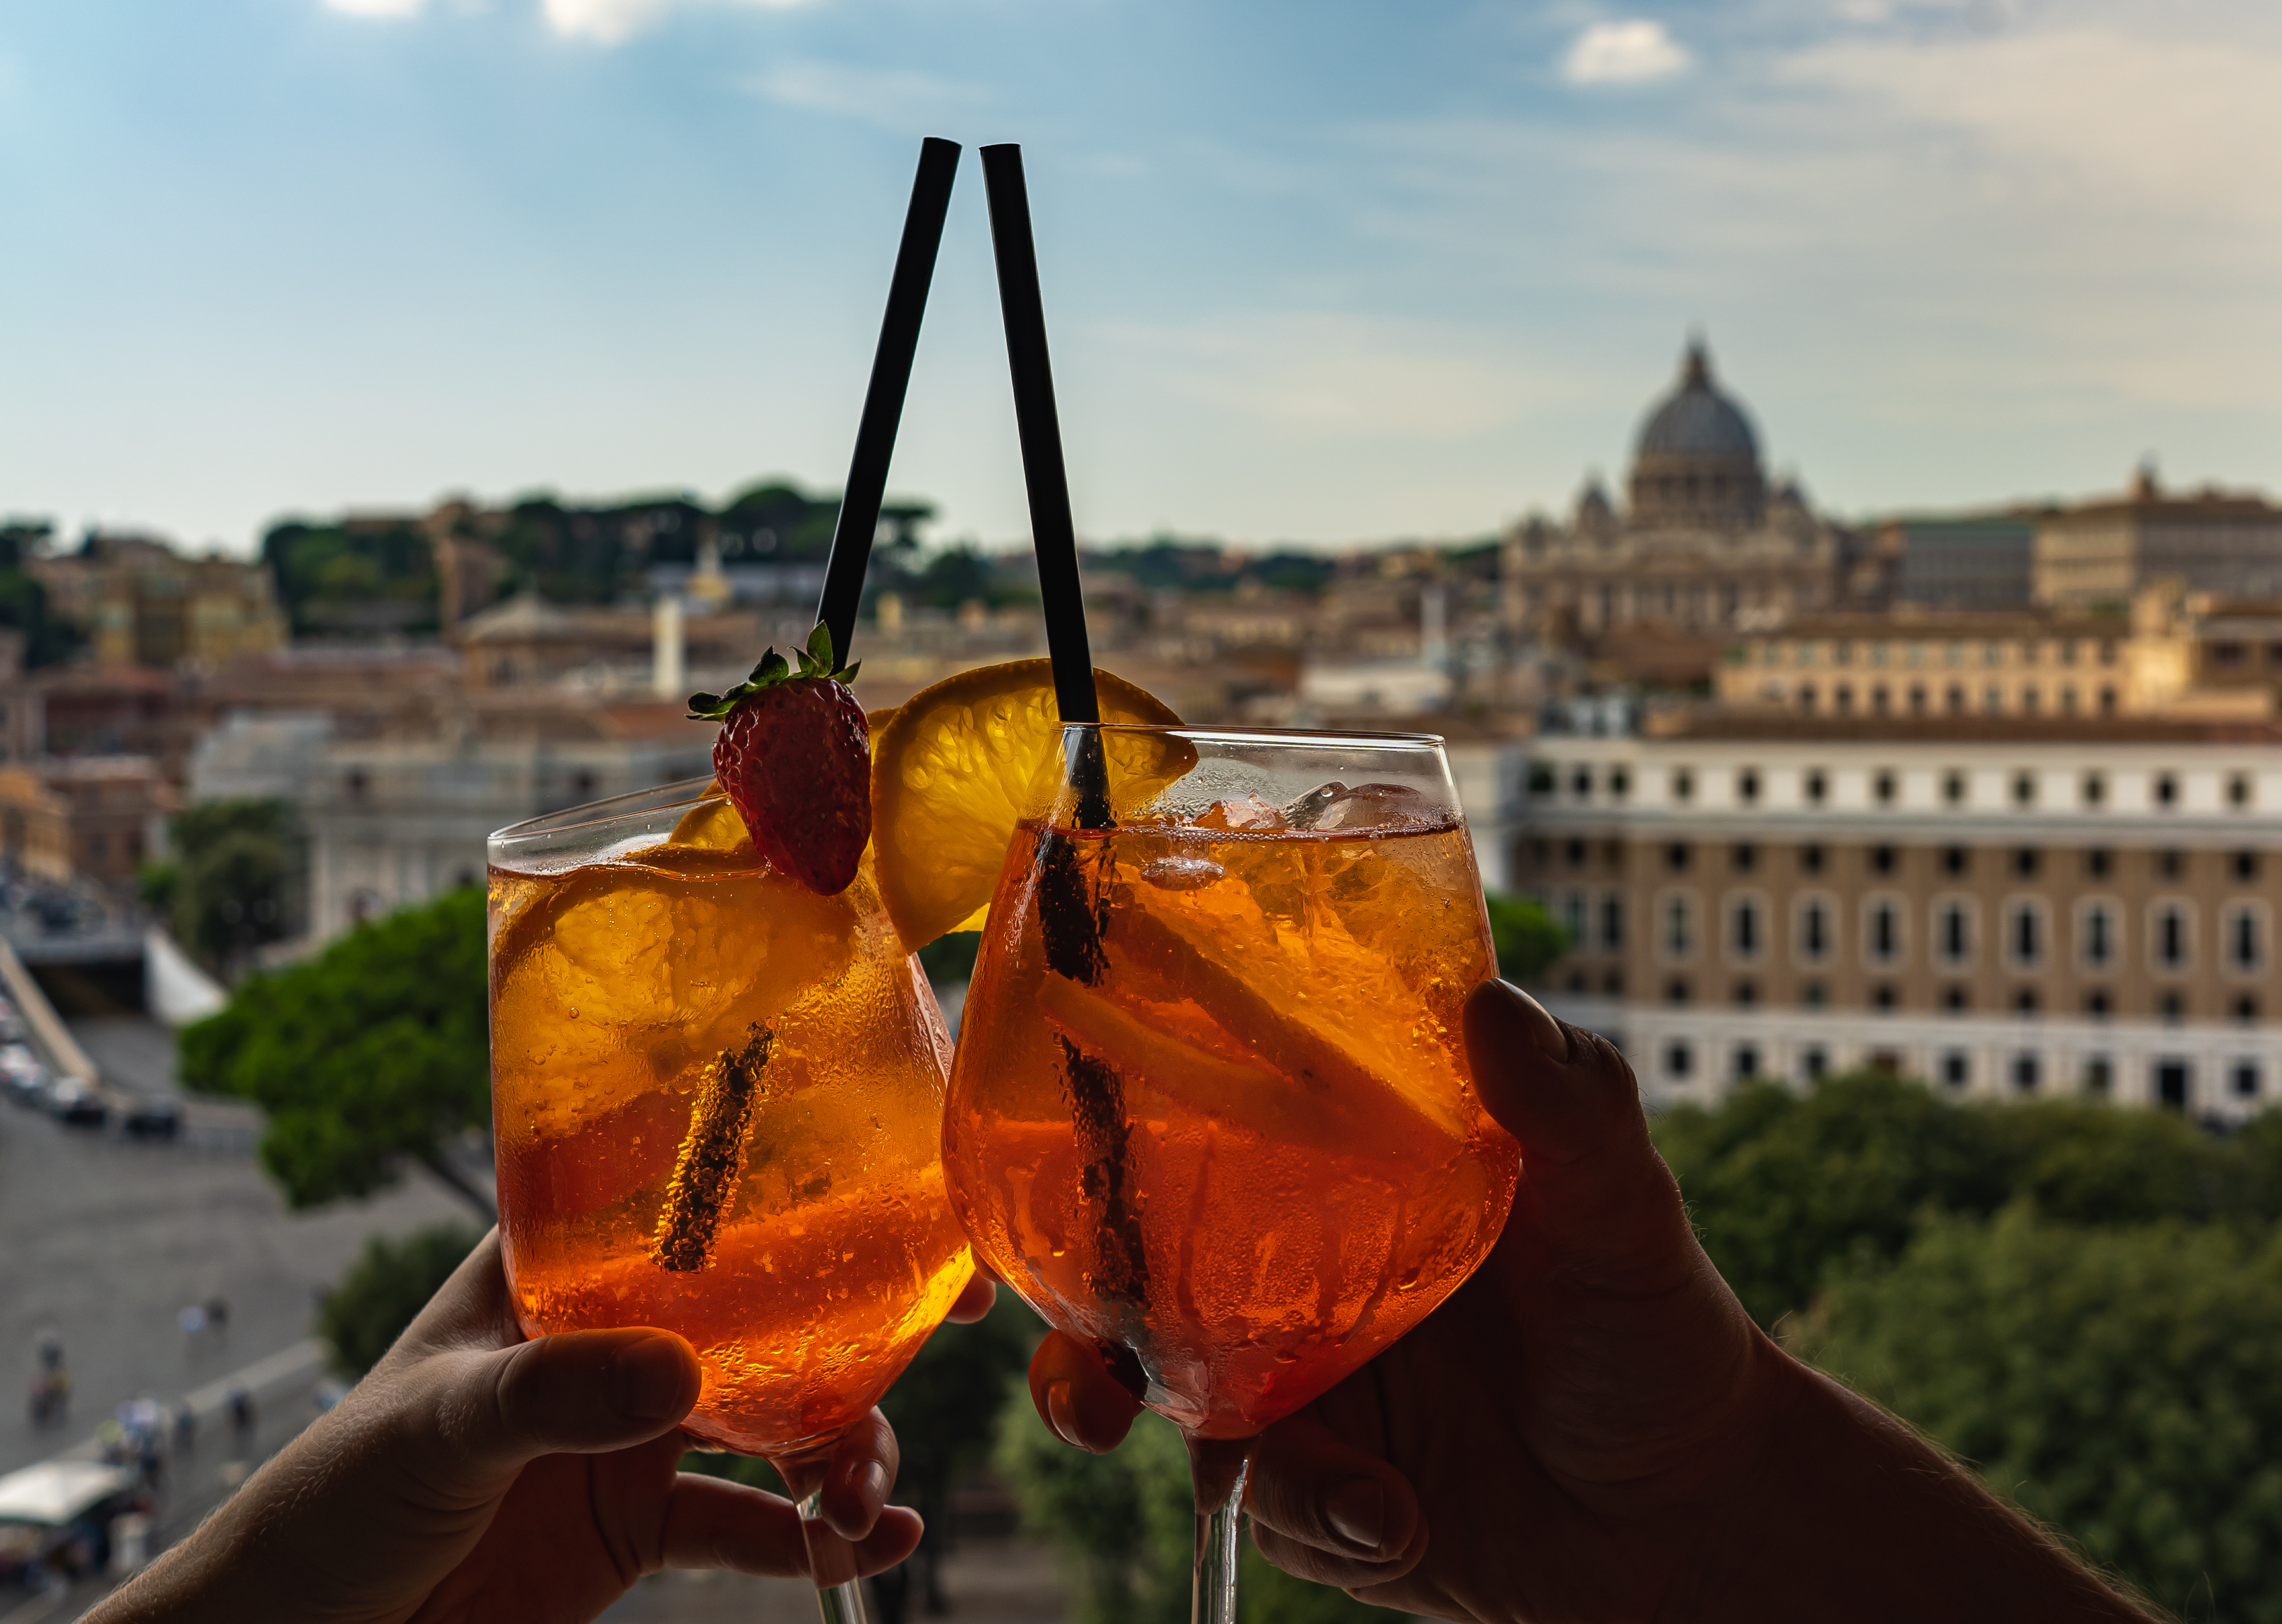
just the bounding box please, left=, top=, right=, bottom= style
left=944, top=728, right=1519, bottom=1441
left=488, top=780, right=973, bottom=1462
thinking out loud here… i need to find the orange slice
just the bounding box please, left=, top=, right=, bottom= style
left=870, top=660, right=1190, bottom=949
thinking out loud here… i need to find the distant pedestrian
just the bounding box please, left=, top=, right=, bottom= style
left=173, top=1401, right=197, bottom=1457
left=204, top=1296, right=229, bottom=1336
left=226, top=1386, right=256, bottom=1452
left=179, top=1303, right=208, bottom=1348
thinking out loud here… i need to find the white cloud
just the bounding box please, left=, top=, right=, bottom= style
left=542, top=0, right=813, bottom=46
left=321, top=0, right=430, bottom=17
left=749, top=60, right=989, bottom=129
left=1561, top=19, right=1692, bottom=84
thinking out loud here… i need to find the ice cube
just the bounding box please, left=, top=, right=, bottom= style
left=1310, top=782, right=1429, bottom=833
left=1282, top=782, right=1349, bottom=830
left=1140, top=855, right=1227, bottom=891
left=1195, top=795, right=1286, bottom=832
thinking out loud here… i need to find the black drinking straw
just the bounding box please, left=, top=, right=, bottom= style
left=813, top=136, right=962, bottom=669
left=979, top=143, right=1112, bottom=828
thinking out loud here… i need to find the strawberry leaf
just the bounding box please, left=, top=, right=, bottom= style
left=685, top=623, right=861, bottom=719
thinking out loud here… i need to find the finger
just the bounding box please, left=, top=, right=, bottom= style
left=1245, top=1407, right=1423, bottom=1569
left=945, top=1268, right=998, bottom=1324
left=806, top=1504, right=926, bottom=1588
left=815, top=1408, right=898, bottom=1541
left=1027, top=1331, right=1140, bottom=1453
left=660, top=1472, right=811, bottom=1578
left=380, top=1229, right=521, bottom=1370
left=1251, top=1515, right=1428, bottom=1595
left=1464, top=980, right=1688, bottom=1255
left=423, top=1327, right=702, bottom=1479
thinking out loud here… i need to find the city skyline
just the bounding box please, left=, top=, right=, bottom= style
left=3, top=0, right=2278, bottom=556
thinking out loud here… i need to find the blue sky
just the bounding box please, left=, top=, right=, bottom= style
left=3, top=0, right=2278, bottom=554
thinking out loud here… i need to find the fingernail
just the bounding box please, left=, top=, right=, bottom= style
left=1043, top=1379, right=1085, bottom=1450
left=857, top=1460, right=890, bottom=1506
left=1504, top=982, right=1572, bottom=1063
left=608, top=1336, right=690, bottom=1423
left=1325, top=1477, right=1384, bottom=1553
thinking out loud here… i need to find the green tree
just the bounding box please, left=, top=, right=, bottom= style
left=164, top=798, right=301, bottom=978
left=1795, top=1207, right=2282, bottom=1621
left=316, top=1223, right=485, bottom=1378
left=1482, top=892, right=1569, bottom=985
left=178, top=887, right=492, bottom=1214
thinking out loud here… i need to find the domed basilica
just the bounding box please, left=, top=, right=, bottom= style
left=1502, top=341, right=1857, bottom=660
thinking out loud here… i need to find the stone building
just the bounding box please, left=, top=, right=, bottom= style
left=1500, top=342, right=1856, bottom=667
left=2034, top=464, right=2282, bottom=609
left=27, top=533, right=287, bottom=669
left=1517, top=714, right=2282, bottom=1119
left=0, top=756, right=172, bottom=889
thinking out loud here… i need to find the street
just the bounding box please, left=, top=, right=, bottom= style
left=3, top=1015, right=474, bottom=1483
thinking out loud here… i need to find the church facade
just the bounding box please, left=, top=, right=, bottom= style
left=1500, top=343, right=1864, bottom=665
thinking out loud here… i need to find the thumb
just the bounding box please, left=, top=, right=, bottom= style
left=1463, top=978, right=1688, bottom=1267
left=422, top=1327, right=703, bottom=1480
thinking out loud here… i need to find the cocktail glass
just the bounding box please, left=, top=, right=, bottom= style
left=488, top=778, right=975, bottom=1624
left=944, top=725, right=1521, bottom=1624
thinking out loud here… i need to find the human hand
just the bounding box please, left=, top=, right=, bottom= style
left=1028, top=977, right=1775, bottom=1621
left=1031, top=980, right=2156, bottom=1623
left=90, top=1231, right=978, bottom=1624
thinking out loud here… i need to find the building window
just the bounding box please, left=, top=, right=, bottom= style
left=1666, top=977, right=1692, bottom=1006
left=1798, top=898, right=1831, bottom=961
left=1872, top=983, right=1898, bottom=1012
left=2012, top=772, right=2036, bottom=807
left=2086, top=847, right=2112, bottom=879
left=1798, top=683, right=1819, bottom=712
left=1805, top=769, right=1828, bottom=806
left=2155, top=772, right=2179, bottom=808
left=1731, top=899, right=1761, bottom=958
left=1600, top=894, right=1625, bottom=950
left=1665, top=898, right=1694, bottom=957
left=1871, top=845, right=1897, bottom=876
left=1871, top=685, right=1890, bottom=715
left=1942, top=985, right=1971, bottom=1013
left=2082, top=772, right=2106, bottom=808
left=2021, top=685, right=2040, bottom=714
left=1802, top=1046, right=1829, bottom=1080
left=2160, top=992, right=2186, bottom=1024
left=2012, top=1052, right=2041, bottom=1093
left=2233, top=993, right=2259, bottom=1024
left=1867, top=900, right=1901, bottom=963
left=1609, top=767, right=1631, bottom=798
left=1938, top=902, right=1972, bottom=964
left=2084, top=1056, right=2113, bottom=1096
left=1563, top=891, right=1588, bottom=945
left=1908, top=685, right=1927, bottom=716
left=1942, top=845, right=1969, bottom=876
left=1665, top=1040, right=1694, bottom=1079
left=1565, top=838, right=1587, bottom=867
left=1873, top=770, right=1896, bottom=807
left=1802, top=843, right=1826, bottom=875
left=1603, top=970, right=1625, bottom=996
left=1941, top=1050, right=1971, bottom=1089
left=1945, top=685, right=1966, bottom=715
left=1672, top=768, right=1695, bottom=803
left=1666, top=841, right=1691, bottom=872
left=2156, top=1060, right=2190, bottom=1108
left=1802, top=980, right=1827, bottom=1008
left=2159, top=849, right=2184, bottom=880
left=2013, top=847, right=2039, bottom=878
left=1570, top=767, right=1594, bottom=799
left=345, top=769, right=370, bottom=801
left=1738, top=769, right=1760, bottom=804
left=2228, top=906, right=2263, bottom=971
left=1732, top=842, right=1758, bottom=872
left=2061, top=686, right=2078, bottom=714
left=1733, top=980, right=1758, bottom=1008
left=1942, top=770, right=1966, bottom=807
left=2233, top=1060, right=2262, bottom=1099
left=2233, top=850, right=2261, bottom=882
left=2086, top=989, right=2111, bottom=1020
left=2081, top=903, right=2116, bottom=969
left=1732, top=1043, right=1761, bottom=1078
left=2155, top=904, right=2190, bottom=970
left=2099, top=686, right=2118, bottom=715
left=1835, top=684, right=1855, bottom=713
left=2228, top=773, right=2253, bottom=809
left=1984, top=684, right=2004, bottom=714
left=2014, top=988, right=2040, bottom=1016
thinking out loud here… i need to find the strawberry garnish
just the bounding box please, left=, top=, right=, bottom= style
left=688, top=624, right=870, bottom=896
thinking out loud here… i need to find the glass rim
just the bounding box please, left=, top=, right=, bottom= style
left=1062, top=722, right=1450, bottom=750
left=488, top=774, right=718, bottom=850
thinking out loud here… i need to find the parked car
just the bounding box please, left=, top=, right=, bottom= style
left=0, top=1045, right=49, bottom=1109
left=43, top=1079, right=107, bottom=1129
left=0, top=1460, right=141, bottom=1590
left=120, top=1094, right=181, bottom=1141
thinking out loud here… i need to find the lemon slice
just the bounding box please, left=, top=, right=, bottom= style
left=870, top=660, right=1189, bottom=949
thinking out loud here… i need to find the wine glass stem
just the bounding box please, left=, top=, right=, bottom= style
left=1192, top=1456, right=1250, bottom=1624
left=799, top=1490, right=872, bottom=1624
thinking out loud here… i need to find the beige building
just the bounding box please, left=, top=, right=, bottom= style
left=0, top=756, right=172, bottom=888
left=1500, top=343, right=1856, bottom=662
left=30, top=534, right=287, bottom=670
left=1718, top=584, right=2282, bottom=722
left=2033, top=465, right=2282, bottom=609
left=1518, top=716, right=2282, bottom=1119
